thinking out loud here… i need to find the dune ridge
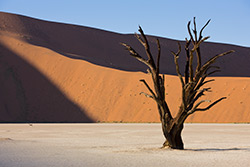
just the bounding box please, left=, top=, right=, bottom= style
left=0, top=12, right=249, bottom=123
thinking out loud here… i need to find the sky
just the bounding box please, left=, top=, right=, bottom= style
left=0, top=0, right=249, bottom=47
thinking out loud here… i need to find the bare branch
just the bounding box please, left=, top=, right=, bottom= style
left=134, top=33, right=145, bottom=46
left=197, top=66, right=220, bottom=81
left=187, top=21, right=195, bottom=45
left=204, top=50, right=234, bottom=68
left=193, top=17, right=198, bottom=42
left=199, top=19, right=211, bottom=41
left=195, top=97, right=227, bottom=112
left=188, top=18, right=210, bottom=76
left=207, top=69, right=221, bottom=76
left=121, top=43, right=142, bottom=58
left=195, top=79, right=215, bottom=91
left=192, top=36, right=209, bottom=74
left=201, top=79, right=215, bottom=85
left=172, top=42, right=187, bottom=108
left=172, top=41, right=181, bottom=56
left=172, top=42, right=184, bottom=87
left=195, top=70, right=219, bottom=90
left=121, top=43, right=153, bottom=68
left=189, top=51, right=194, bottom=81
left=189, top=87, right=212, bottom=108
left=156, top=38, right=161, bottom=74
left=159, top=75, right=165, bottom=97
left=188, top=97, right=226, bottom=115
left=195, top=50, right=235, bottom=81
left=192, top=36, right=210, bottom=51
left=204, top=66, right=220, bottom=73
left=193, top=66, right=219, bottom=91
left=146, top=68, right=151, bottom=74
left=138, top=26, right=155, bottom=66
left=140, top=79, right=157, bottom=99
left=187, top=100, right=211, bottom=115
left=139, top=92, right=154, bottom=99
left=197, top=36, right=210, bottom=45
left=184, top=38, right=191, bottom=84
left=162, top=74, right=165, bottom=86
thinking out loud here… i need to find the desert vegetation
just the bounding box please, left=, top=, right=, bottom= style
left=122, top=18, right=234, bottom=149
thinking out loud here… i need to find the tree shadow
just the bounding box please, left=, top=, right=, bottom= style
left=0, top=43, right=94, bottom=123
left=186, top=147, right=250, bottom=152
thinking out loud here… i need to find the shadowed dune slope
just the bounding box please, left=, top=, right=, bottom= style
left=0, top=12, right=249, bottom=123
left=0, top=37, right=93, bottom=123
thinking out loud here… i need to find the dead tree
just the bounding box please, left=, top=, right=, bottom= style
left=121, top=18, right=234, bottom=149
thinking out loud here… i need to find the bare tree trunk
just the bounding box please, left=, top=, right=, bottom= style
left=161, top=105, right=185, bottom=149
left=162, top=120, right=184, bottom=149
left=121, top=18, right=234, bottom=149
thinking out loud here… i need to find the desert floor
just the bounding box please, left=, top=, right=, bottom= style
left=0, top=123, right=250, bottom=167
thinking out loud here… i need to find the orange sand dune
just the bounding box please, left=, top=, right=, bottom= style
left=0, top=12, right=249, bottom=123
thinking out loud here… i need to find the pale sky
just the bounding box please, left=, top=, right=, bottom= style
left=0, top=0, right=249, bottom=47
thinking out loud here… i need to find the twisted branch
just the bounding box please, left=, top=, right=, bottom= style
left=140, top=79, right=156, bottom=100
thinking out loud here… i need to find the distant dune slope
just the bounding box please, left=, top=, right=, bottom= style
left=0, top=12, right=249, bottom=123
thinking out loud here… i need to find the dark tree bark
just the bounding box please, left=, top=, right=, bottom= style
left=121, top=18, right=234, bottom=149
